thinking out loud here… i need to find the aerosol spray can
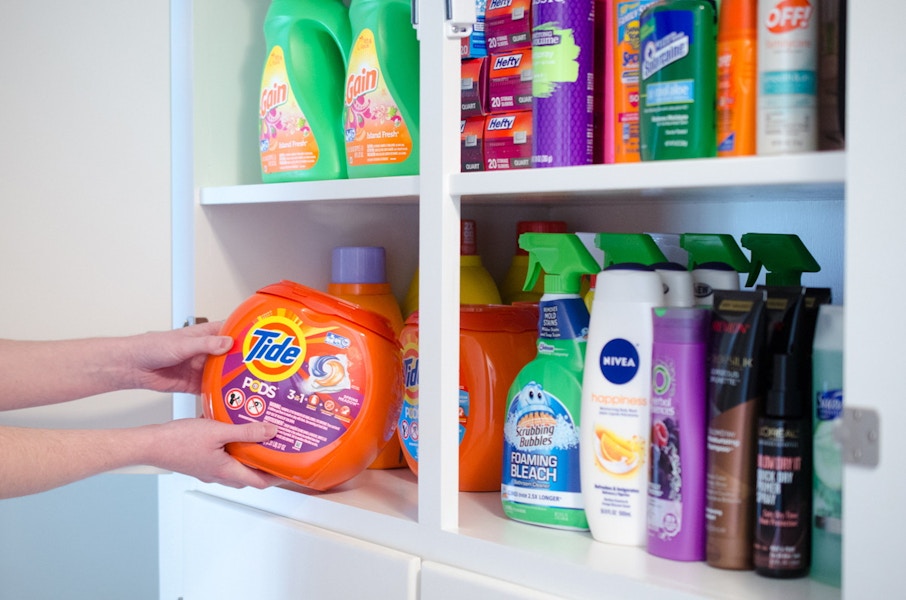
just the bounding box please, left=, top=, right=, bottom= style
left=756, top=0, right=818, bottom=154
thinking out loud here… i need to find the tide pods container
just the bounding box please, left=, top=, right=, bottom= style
left=202, top=280, right=403, bottom=491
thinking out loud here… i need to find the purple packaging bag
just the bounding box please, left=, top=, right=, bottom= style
left=648, top=307, right=710, bottom=561
left=531, top=0, right=595, bottom=167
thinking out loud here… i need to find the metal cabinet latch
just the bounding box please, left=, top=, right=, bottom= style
left=835, top=407, right=880, bottom=468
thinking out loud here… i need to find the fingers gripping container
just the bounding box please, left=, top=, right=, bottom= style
left=202, top=281, right=404, bottom=491
left=397, top=304, right=538, bottom=492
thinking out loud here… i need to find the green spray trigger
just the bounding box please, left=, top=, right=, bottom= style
left=519, top=233, right=600, bottom=295
left=740, top=233, right=821, bottom=287
left=680, top=233, right=750, bottom=271
left=595, top=233, right=668, bottom=268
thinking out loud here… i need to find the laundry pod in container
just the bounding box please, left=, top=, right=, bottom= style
left=202, top=280, right=404, bottom=491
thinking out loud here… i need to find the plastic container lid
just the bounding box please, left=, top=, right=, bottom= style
left=331, top=246, right=387, bottom=284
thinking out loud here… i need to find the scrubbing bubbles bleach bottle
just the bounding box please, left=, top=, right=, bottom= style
left=501, top=233, right=600, bottom=530
left=259, top=0, right=351, bottom=182
left=344, top=0, right=420, bottom=177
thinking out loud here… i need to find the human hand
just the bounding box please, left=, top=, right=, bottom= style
left=126, top=320, right=233, bottom=394
left=142, top=418, right=285, bottom=489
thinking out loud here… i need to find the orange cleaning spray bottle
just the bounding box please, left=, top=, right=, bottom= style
left=717, top=0, right=758, bottom=156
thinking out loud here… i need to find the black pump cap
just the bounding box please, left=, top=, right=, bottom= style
left=766, top=353, right=803, bottom=418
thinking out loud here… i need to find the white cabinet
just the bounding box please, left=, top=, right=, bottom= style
left=421, top=561, right=563, bottom=600
left=177, top=0, right=899, bottom=599
left=182, top=490, right=419, bottom=600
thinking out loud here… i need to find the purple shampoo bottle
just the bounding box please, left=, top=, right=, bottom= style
left=647, top=307, right=711, bottom=561
left=531, top=0, right=595, bottom=167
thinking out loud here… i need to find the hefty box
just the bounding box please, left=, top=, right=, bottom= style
left=487, top=49, right=533, bottom=114
left=485, top=0, right=532, bottom=52
left=461, top=118, right=486, bottom=172
left=483, top=112, right=532, bottom=170
left=461, top=0, right=488, bottom=59
left=461, top=57, right=489, bottom=119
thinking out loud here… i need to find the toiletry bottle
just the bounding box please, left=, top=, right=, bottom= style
left=639, top=0, right=718, bottom=160
left=757, top=0, right=818, bottom=155
left=580, top=233, right=666, bottom=546
left=500, top=220, right=569, bottom=305
left=647, top=307, right=711, bottom=561
left=328, top=246, right=406, bottom=469
left=594, top=232, right=692, bottom=308
left=717, top=0, right=758, bottom=156
left=680, top=233, right=750, bottom=306
left=705, top=288, right=768, bottom=570
left=259, top=0, right=352, bottom=182
left=810, top=303, right=843, bottom=588
left=740, top=233, right=821, bottom=287
left=531, top=0, right=595, bottom=167
left=401, top=219, right=502, bottom=317
left=345, top=0, right=420, bottom=177
left=754, top=353, right=811, bottom=578
left=502, top=233, right=600, bottom=530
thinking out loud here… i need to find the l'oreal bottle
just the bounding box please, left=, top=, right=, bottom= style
left=581, top=233, right=666, bottom=546
left=754, top=353, right=811, bottom=578
left=501, top=233, right=600, bottom=530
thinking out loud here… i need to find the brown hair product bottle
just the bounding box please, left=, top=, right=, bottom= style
left=705, top=289, right=767, bottom=570
left=754, top=353, right=811, bottom=578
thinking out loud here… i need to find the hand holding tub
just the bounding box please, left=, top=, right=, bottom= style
left=0, top=321, right=283, bottom=499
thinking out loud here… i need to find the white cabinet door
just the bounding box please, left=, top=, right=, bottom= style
left=182, top=490, right=420, bottom=600
left=421, top=561, right=565, bottom=600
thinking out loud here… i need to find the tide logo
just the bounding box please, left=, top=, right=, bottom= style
left=599, top=338, right=640, bottom=385
left=346, top=66, right=379, bottom=106
left=242, top=315, right=306, bottom=382
left=765, top=0, right=812, bottom=33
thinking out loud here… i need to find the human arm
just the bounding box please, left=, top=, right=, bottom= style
left=0, top=418, right=285, bottom=499
left=0, top=320, right=232, bottom=410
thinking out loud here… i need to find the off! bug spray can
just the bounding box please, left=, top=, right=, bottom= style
left=757, top=0, right=818, bottom=154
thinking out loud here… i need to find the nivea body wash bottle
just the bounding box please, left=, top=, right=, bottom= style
left=581, top=233, right=666, bottom=546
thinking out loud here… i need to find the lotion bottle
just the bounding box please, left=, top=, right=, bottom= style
left=581, top=233, right=666, bottom=546
left=680, top=233, right=750, bottom=306
left=501, top=233, right=600, bottom=530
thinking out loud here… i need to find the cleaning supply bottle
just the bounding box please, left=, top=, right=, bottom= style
left=639, top=0, right=718, bottom=160
left=757, top=0, right=818, bottom=154
left=581, top=233, right=666, bottom=546
left=328, top=246, right=406, bottom=469
left=647, top=307, right=711, bottom=561
left=501, top=233, right=600, bottom=530
left=259, top=0, right=352, bottom=182
left=680, top=233, right=750, bottom=306
left=717, top=0, right=758, bottom=156
left=500, top=220, right=569, bottom=304
left=810, top=303, right=843, bottom=588
left=596, top=232, right=693, bottom=308
left=531, top=0, right=596, bottom=167
left=740, top=232, right=821, bottom=287
left=344, top=0, right=420, bottom=177
left=401, top=219, right=502, bottom=317
left=754, top=353, right=811, bottom=578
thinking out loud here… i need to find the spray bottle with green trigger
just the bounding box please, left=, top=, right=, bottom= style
left=501, top=233, right=600, bottom=531
left=740, top=233, right=821, bottom=286
left=597, top=233, right=694, bottom=308
left=680, top=233, right=751, bottom=305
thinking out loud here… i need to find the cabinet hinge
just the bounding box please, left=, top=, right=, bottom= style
left=835, top=407, right=880, bottom=468
left=445, top=0, right=475, bottom=38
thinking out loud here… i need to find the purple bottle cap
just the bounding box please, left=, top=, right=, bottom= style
left=331, top=246, right=387, bottom=284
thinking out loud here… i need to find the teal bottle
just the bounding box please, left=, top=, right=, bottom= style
left=501, top=233, right=600, bottom=530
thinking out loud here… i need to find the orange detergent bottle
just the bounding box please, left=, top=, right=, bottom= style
left=397, top=304, right=538, bottom=492
left=202, top=280, right=403, bottom=491
left=328, top=246, right=406, bottom=469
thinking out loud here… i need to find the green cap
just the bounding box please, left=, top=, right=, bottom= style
left=520, top=233, right=600, bottom=294
left=595, top=233, right=667, bottom=268
left=740, top=233, right=821, bottom=286
left=680, top=233, right=750, bottom=272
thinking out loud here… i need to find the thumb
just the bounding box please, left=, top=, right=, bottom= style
left=229, top=421, right=279, bottom=444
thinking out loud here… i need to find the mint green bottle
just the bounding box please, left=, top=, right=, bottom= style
left=638, top=0, right=718, bottom=160
left=501, top=233, right=600, bottom=530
